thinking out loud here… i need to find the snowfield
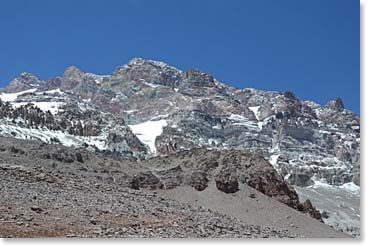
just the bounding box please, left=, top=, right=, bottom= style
left=36, top=88, right=65, bottom=95
left=0, top=88, right=38, bottom=102
left=296, top=181, right=360, bottom=237
left=0, top=120, right=108, bottom=151
left=128, top=119, right=167, bottom=154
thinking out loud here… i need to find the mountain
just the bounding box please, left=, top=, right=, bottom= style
left=0, top=58, right=360, bottom=237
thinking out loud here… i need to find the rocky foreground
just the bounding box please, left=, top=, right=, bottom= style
left=0, top=137, right=348, bottom=238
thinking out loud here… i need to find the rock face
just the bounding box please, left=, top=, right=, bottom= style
left=0, top=58, right=360, bottom=236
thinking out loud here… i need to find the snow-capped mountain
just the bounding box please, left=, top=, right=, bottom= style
left=0, top=58, right=360, bottom=236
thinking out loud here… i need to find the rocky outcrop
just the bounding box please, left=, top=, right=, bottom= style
left=325, top=97, right=344, bottom=112
left=300, top=199, right=322, bottom=221
left=180, top=70, right=216, bottom=88
left=5, top=73, right=44, bottom=93
left=139, top=148, right=323, bottom=221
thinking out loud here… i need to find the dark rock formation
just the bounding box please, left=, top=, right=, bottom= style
left=189, top=172, right=209, bottom=191
left=215, top=172, right=239, bottom=194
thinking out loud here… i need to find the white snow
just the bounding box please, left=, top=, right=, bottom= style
left=340, top=182, right=360, bottom=195
left=248, top=106, right=264, bottom=129
left=13, top=101, right=64, bottom=115
left=128, top=119, right=167, bottom=154
left=36, top=88, right=64, bottom=95
left=248, top=106, right=261, bottom=121
left=144, top=82, right=160, bottom=88
left=208, top=138, right=220, bottom=146
left=84, top=73, right=109, bottom=84
left=312, top=180, right=335, bottom=189
left=227, top=114, right=259, bottom=130
left=257, top=121, right=264, bottom=130
left=311, top=180, right=360, bottom=196
left=228, top=114, right=247, bottom=121
left=124, top=109, right=137, bottom=114
left=0, top=88, right=38, bottom=102
left=0, top=121, right=108, bottom=150
left=269, top=154, right=280, bottom=169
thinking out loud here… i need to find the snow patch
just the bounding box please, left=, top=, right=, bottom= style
left=248, top=106, right=264, bottom=129
left=248, top=106, right=261, bottom=121
left=227, top=114, right=259, bottom=130
left=0, top=88, right=38, bottom=102
left=124, top=109, right=137, bottom=114
left=13, top=102, right=64, bottom=115
left=84, top=73, right=109, bottom=84
left=311, top=180, right=360, bottom=196
left=340, top=182, right=360, bottom=195
left=144, top=82, right=160, bottom=88
left=269, top=154, right=280, bottom=169
left=228, top=114, right=248, bottom=121
left=0, top=122, right=108, bottom=150
left=128, top=119, right=167, bottom=154
left=36, top=88, right=64, bottom=95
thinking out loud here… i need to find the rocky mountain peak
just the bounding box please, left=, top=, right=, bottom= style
left=63, top=66, right=83, bottom=79
left=111, top=58, right=182, bottom=87
left=6, top=72, right=43, bottom=93
left=282, top=91, right=298, bottom=101
left=325, top=97, right=344, bottom=112
left=127, top=57, right=180, bottom=71
left=60, top=66, right=86, bottom=91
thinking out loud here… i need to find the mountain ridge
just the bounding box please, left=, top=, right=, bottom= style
left=1, top=57, right=358, bottom=114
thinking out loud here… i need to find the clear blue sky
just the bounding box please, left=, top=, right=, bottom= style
left=0, top=0, right=359, bottom=113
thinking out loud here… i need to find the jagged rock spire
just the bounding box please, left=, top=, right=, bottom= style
left=325, top=97, right=344, bottom=112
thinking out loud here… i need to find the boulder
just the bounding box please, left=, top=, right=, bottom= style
left=189, top=172, right=209, bottom=191
left=215, top=166, right=239, bottom=194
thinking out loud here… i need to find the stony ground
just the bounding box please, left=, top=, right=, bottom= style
left=0, top=163, right=292, bottom=238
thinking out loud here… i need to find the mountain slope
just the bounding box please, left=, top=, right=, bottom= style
left=0, top=58, right=360, bottom=237
left=0, top=136, right=348, bottom=238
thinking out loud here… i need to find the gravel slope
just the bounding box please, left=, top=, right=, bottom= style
left=0, top=163, right=292, bottom=238
left=158, top=184, right=350, bottom=238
